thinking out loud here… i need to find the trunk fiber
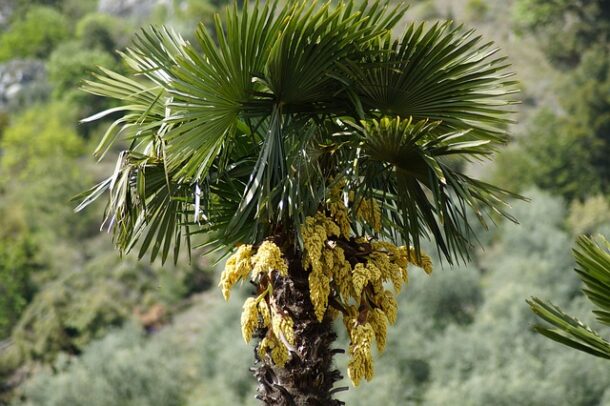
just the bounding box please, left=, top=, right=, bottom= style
left=252, top=254, right=345, bottom=405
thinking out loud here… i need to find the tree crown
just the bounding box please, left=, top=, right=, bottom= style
left=79, top=0, right=520, bottom=264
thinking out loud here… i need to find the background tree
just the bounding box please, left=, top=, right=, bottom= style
left=0, top=6, right=69, bottom=61
left=495, top=0, right=610, bottom=200
left=78, top=1, right=519, bottom=404
left=511, top=0, right=610, bottom=68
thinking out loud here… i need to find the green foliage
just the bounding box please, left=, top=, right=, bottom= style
left=10, top=251, right=204, bottom=363
left=568, top=196, right=610, bottom=235
left=12, top=0, right=97, bottom=20
left=195, top=292, right=258, bottom=405
left=0, top=102, right=91, bottom=247
left=177, top=192, right=610, bottom=405
left=0, top=6, right=70, bottom=61
left=170, top=0, right=217, bottom=31
left=47, top=41, right=115, bottom=101
left=12, top=0, right=63, bottom=14
left=16, top=325, right=190, bottom=406
left=58, top=0, right=98, bottom=20
left=560, top=46, right=610, bottom=189
left=494, top=108, right=601, bottom=200
left=511, top=0, right=571, bottom=28
left=80, top=0, right=519, bottom=266
left=414, top=1, right=441, bottom=20
left=405, top=193, right=610, bottom=405
left=13, top=191, right=610, bottom=405
left=465, top=0, right=489, bottom=21
left=0, top=103, right=83, bottom=178
left=411, top=267, right=482, bottom=327
left=494, top=190, right=573, bottom=278
left=511, top=0, right=610, bottom=67
left=0, top=236, right=37, bottom=339
left=75, top=13, right=130, bottom=53
left=494, top=46, right=610, bottom=200
left=528, top=235, right=610, bottom=360
left=3, top=1, right=610, bottom=404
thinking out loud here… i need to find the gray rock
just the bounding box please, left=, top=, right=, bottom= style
left=0, top=0, right=13, bottom=27
left=0, top=59, right=48, bottom=110
left=98, top=0, right=172, bottom=20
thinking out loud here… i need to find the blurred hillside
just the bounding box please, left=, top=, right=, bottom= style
left=1, top=0, right=610, bottom=405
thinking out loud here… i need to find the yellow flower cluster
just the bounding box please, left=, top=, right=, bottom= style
left=329, top=200, right=351, bottom=237
left=240, top=291, right=296, bottom=366
left=219, top=241, right=289, bottom=301
left=368, top=308, right=388, bottom=352
left=257, top=301, right=295, bottom=367
left=252, top=241, right=289, bottom=277
left=355, top=198, right=382, bottom=232
left=219, top=244, right=254, bottom=300
left=377, top=290, right=398, bottom=324
left=220, top=241, right=296, bottom=368
left=241, top=297, right=258, bottom=343
left=309, top=271, right=331, bottom=321
left=352, top=263, right=368, bottom=298
left=300, top=202, right=434, bottom=386
left=272, top=310, right=296, bottom=346
left=257, top=299, right=271, bottom=326
left=406, top=247, right=433, bottom=274
left=347, top=322, right=375, bottom=386
left=258, top=334, right=290, bottom=367
left=301, top=212, right=342, bottom=320
left=328, top=180, right=351, bottom=238
left=220, top=185, right=436, bottom=386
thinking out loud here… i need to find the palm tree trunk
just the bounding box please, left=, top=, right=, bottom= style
left=252, top=253, right=345, bottom=405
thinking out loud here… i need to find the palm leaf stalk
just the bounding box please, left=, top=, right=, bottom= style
left=78, top=1, right=519, bottom=403
left=528, top=235, right=610, bottom=359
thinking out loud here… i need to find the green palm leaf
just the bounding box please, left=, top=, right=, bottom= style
left=341, top=21, right=519, bottom=142
left=350, top=116, right=519, bottom=262
left=528, top=235, right=610, bottom=359
left=78, top=0, right=519, bottom=264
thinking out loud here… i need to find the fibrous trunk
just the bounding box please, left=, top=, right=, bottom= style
left=252, top=253, right=345, bottom=406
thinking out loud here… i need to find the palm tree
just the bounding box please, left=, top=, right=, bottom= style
left=78, top=1, right=519, bottom=403
left=528, top=235, right=610, bottom=359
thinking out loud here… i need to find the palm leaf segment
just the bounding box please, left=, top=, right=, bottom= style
left=79, top=0, right=519, bottom=264
left=528, top=235, right=610, bottom=359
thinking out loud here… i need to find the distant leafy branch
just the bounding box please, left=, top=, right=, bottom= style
left=528, top=235, right=610, bottom=358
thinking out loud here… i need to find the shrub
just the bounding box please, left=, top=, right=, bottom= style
left=75, top=13, right=130, bottom=53
left=10, top=251, right=206, bottom=364
left=416, top=0, right=440, bottom=20
left=59, top=0, right=98, bottom=20
left=197, top=289, right=258, bottom=405
left=12, top=0, right=97, bottom=19
left=493, top=110, right=601, bottom=200
left=511, top=0, right=608, bottom=67
left=0, top=102, right=89, bottom=245
left=465, top=0, right=489, bottom=21
left=567, top=195, right=610, bottom=235
left=16, top=325, right=189, bottom=406
left=0, top=7, right=69, bottom=61
left=46, top=41, right=115, bottom=100
left=410, top=266, right=483, bottom=327
left=0, top=236, right=37, bottom=339
left=0, top=102, right=83, bottom=179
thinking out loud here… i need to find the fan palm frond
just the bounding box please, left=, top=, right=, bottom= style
left=528, top=235, right=610, bottom=359
left=350, top=116, right=518, bottom=262
left=76, top=152, right=192, bottom=264
left=342, top=21, right=519, bottom=142
left=78, top=0, right=519, bottom=264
